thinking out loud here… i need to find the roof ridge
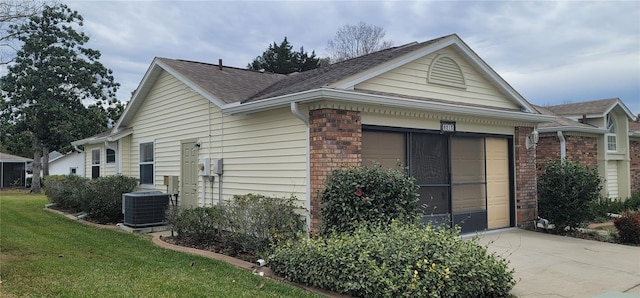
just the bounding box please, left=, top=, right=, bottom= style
left=168, top=58, right=286, bottom=76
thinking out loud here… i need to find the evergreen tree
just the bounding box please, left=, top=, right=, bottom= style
left=0, top=4, right=120, bottom=192
left=248, top=37, right=322, bottom=74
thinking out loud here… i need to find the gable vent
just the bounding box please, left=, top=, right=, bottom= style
left=428, top=54, right=466, bottom=89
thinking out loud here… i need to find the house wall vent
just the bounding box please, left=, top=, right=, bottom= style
left=122, top=191, right=170, bottom=228
left=428, top=54, right=466, bottom=89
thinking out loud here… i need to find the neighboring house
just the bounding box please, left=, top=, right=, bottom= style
left=72, top=34, right=555, bottom=233
left=536, top=98, right=639, bottom=199
left=48, top=152, right=85, bottom=176
left=0, top=152, right=32, bottom=188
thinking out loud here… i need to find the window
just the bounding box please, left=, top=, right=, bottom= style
left=606, top=115, right=616, bottom=151
left=91, top=149, right=100, bottom=179
left=70, top=168, right=77, bottom=175
left=139, top=142, right=154, bottom=185
left=106, top=149, right=116, bottom=164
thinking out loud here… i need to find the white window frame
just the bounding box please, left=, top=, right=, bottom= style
left=606, top=115, right=616, bottom=152
left=139, top=141, right=154, bottom=185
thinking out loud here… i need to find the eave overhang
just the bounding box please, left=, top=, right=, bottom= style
left=223, top=88, right=555, bottom=123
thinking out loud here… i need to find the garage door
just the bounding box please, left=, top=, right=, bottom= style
left=607, top=160, right=619, bottom=198
left=486, top=138, right=510, bottom=229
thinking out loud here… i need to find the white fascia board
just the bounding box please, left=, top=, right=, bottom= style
left=538, top=126, right=607, bottom=134
left=223, top=88, right=555, bottom=123
left=71, top=128, right=133, bottom=146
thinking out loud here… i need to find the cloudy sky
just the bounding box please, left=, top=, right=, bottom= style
left=38, top=1, right=640, bottom=114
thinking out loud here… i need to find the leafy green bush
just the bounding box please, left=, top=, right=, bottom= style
left=592, top=193, right=640, bottom=220
left=614, top=212, right=640, bottom=244
left=168, top=206, right=222, bottom=244
left=269, top=221, right=515, bottom=297
left=44, top=175, right=90, bottom=212
left=319, top=164, right=419, bottom=236
left=167, top=194, right=305, bottom=257
left=84, top=175, right=139, bottom=223
left=538, top=160, right=602, bottom=233
left=623, top=193, right=640, bottom=212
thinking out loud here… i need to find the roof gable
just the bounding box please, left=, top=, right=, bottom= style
left=353, top=46, right=521, bottom=111
left=327, top=34, right=535, bottom=113
left=114, top=58, right=285, bottom=129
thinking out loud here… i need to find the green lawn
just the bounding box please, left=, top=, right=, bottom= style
left=0, top=192, right=317, bottom=297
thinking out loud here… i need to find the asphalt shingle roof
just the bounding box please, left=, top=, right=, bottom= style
left=243, top=35, right=452, bottom=103
left=157, top=58, right=286, bottom=104
left=544, top=98, right=618, bottom=117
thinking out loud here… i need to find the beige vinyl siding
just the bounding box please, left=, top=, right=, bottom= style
left=607, top=160, right=619, bottom=198
left=220, top=107, right=307, bottom=207
left=355, top=47, right=519, bottom=110
left=126, top=70, right=307, bottom=208
left=127, top=71, right=211, bottom=195
left=119, top=136, right=131, bottom=176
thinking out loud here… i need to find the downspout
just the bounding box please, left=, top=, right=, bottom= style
left=72, top=143, right=83, bottom=153
left=557, top=131, right=566, bottom=160
left=291, top=102, right=311, bottom=233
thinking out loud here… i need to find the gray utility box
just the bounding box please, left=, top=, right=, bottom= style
left=122, top=191, right=170, bottom=228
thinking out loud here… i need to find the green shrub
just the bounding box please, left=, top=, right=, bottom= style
left=538, top=160, right=602, bottom=233
left=269, top=221, right=514, bottom=298
left=614, top=212, right=640, bottom=244
left=623, top=193, right=640, bottom=212
left=168, top=206, right=222, bottom=244
left=84, top=175, right=139, bottom=223
left=591, top=197, right=626, bottom=221
left=591, top=193, right=640, bottom=222
left=319, top=164, right=419, bottom=236
left=167, top=194, right=305, bottom=257
left=44, top=175, right=90, bottom=212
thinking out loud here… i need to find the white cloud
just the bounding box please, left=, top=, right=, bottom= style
left=53, top=0, right=640, bottom=114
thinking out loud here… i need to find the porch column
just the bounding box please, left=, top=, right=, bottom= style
left=309, top=108, right=361, bottom=234
left=515, top=126, right=538, bottom=229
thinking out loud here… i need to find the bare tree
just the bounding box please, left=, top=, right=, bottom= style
left=326, top=22, right=393, bottom=63
left=1, top=0, right=52, bottom=65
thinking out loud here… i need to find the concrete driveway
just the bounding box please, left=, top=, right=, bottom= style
left=473, top=229, right=640, bottom=298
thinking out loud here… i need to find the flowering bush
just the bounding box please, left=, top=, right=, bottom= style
left=269, top=221, right=515, bottom=297
left=319, top=164, right=419, bottom=236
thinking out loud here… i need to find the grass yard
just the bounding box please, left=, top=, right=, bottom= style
left=0, top=191, right=318, bottom=297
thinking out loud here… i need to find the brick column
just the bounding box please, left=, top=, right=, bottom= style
left=515, top=126, right=537, bottom=229
left=309, top=109, right=361, bottom=234
left=631, top=140, right=640, bottom=194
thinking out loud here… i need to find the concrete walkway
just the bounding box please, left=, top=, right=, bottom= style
left=474, top=229, right=640, bottom=298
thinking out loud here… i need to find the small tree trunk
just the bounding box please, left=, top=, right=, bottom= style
left=31, top=139, right=42, bottom=193
left=42, top=146, right=49, bottom=177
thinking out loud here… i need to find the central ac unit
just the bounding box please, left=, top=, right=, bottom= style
left=122, top=191, right=170, bottom=228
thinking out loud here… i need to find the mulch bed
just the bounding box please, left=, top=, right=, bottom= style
left=161, top=236, right=260, bottom=263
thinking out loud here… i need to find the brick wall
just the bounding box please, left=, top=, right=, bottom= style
left=309, top=109, right=361, bottom=233
left=536, top=134, right=598, bottom=174
left=515, top=126, right=537, bottom=229
left=631, top=139, right=640, bottom=194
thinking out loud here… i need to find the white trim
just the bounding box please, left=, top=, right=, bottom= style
left=538, top=126, right=607, bottom=134
left=138, top=140, right=155, bottom=186
left=223, top=88, right=554, bottom=123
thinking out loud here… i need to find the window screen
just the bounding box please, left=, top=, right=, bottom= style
left=361, top=130, right=406, bottom=169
